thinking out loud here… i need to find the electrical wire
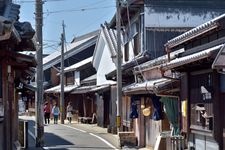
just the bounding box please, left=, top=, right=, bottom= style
left=45, top=5, right=115, bottom=14
left=15, top=0, right=68, bottom=3
left=75, top=11, right=113, bottom=36
left=44, top=39, right=60, bottom=43
left=44, top=33, right=95, bottom=82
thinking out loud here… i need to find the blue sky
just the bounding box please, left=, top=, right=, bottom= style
left=17, top=0, right=116, bottom=54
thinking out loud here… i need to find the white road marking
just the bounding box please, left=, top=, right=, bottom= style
left=62, top=124, right=118, bottom=150
left=89, top=133, right=117, bottom=149
left=29, top=123, right=117, bottom=149
left=60, top=124, right=87, bottom=133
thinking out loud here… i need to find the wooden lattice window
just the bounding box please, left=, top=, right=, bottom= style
left=190, top=72, right=213, bottom=103
left=190, top=72, right=213, bottom=131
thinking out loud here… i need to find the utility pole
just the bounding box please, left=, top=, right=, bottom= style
left=60, top=21, right=65, bottom=124
left=35, top=0, right=44, bottom=147
left=116, top=0, right=122, bottom=131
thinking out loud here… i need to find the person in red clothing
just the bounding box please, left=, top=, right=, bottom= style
left=44, top=102, right=51, bottom=124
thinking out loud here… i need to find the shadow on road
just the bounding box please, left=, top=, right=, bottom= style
left=44, top=132, right=74, bottom=147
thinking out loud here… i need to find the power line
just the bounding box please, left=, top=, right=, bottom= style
left=15, top=0, right=67, bottom=3
left=45, top=5, right=115, bottom=14
left=44, top=39, right=60, bottom=43
left=75, top=0, right=112, bottom=8
left=75, top=10, right=114, bottom=36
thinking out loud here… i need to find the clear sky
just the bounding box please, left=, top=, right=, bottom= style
left=16, top=0, right=116, bottom=54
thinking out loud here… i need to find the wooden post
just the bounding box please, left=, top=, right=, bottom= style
left=35, top=0, right=44, bottom=147
left=3, top=63, right=12, bottom=150
left=83, top=94, right=87, bottom=117
left=116, top=0, right=122, bottom=131
left=60, top=21, right=65, bottom=124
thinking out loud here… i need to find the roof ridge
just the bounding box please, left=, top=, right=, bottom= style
left=71, top=29, right=100, bottom=43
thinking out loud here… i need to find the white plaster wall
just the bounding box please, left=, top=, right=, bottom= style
left=145, top=7, right=223, bottom=28
left=97, top=44, right=116, bottom=85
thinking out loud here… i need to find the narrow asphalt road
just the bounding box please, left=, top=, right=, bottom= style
left=42, top=123, right=116, bottom=150
left=23, top=116, right=116, bottom=150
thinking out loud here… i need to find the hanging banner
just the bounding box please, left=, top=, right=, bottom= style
left=116, top=116, right=121, bottom=128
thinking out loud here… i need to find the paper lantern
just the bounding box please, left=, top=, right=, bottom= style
left=142, top=107, right=151, bottom=116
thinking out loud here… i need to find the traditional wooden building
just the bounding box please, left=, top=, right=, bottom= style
left=124, top=50, right=182, bottom=149
left=45, top=56, right=97, bottom=119
left=161, top=14, right=225, bottom=150
left=107, top=0, right=225, bottom=149
left=43, top=30, right=99, bottom=113
left=92, top=24, right=117, bottom=128
left=0, top=1, right=36, bottom=149
left=43, top=30, right=99, bottom=90
left=61, top=57, right=97, bottom=121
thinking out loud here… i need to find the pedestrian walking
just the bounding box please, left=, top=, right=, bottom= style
left=52, top=103, right=60, bottom=124
left=44, top=102, right=51, bottom=124
left=66, top=102, right=73, bottom=123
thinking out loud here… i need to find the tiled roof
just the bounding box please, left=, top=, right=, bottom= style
left=71, top=85, right=96, bottom=94
left=45, top=84, right=78, bottom=93
left=166, top=14, right=225, bottom=48
left=43, top=35, right=96, bottom=65
left=134, top=48, right=184, bottom=73
left=63, top=56, right=93, bottom=73
left=43, top=33, right=98, bottom=71
left=160, top=44, right=224, bottom=71
left=71, top=84, right=111, bottom=94
left=3, top=3, right=20, bottom=21
left=122, top=78, right=172, bottom=95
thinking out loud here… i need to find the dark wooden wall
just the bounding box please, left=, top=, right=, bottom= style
left=213, top=71, right=223, bottom=149
left=146, top=29, right=184, bottom=58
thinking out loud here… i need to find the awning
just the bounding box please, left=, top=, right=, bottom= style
left=160, top=44, right=224, bottom=71
left=71, top=84, right=111, bottom=94
left=123, top=78, right=175, bottom=95
left=89, top=84, right=110, bottom=92
left=45, top=84, right=78, bottom=93
left=71, top=85, right=96, bottom=94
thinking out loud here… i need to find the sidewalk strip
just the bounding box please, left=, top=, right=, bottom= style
left=89, top=133, right=117, bottom=150
left=60, top=124, right=87, bottom=133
